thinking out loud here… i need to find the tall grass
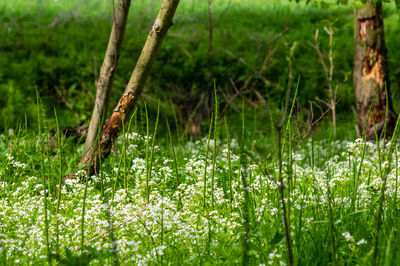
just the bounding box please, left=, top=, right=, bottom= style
left=1, top=100, right=400, bottom=264
left=36, top=91, right=51, bottom=265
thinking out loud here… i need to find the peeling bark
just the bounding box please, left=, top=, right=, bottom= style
left=354, top=0, right=397, bottom=140
left=67, top=0, right=180, bottom=178
left=85, top=0, right=131, bottom=150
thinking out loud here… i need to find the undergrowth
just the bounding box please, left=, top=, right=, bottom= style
left=1, top=103, right=399, bottom=265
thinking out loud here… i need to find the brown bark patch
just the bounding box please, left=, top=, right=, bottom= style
left=368, top=103, right=386, bottom=127
left=359, top=17, right=384, bottom=88
left=362, top=50, right=384, bottom=88
left=116, top=92, right=134, bottom=115
left=359, top=18, right=375, bottom=42
left=103, top=112, right=122, bottom=136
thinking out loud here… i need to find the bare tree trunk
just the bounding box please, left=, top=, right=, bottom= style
left=354, top=0, right=396, bottom=140
left=85, top=0, right=131, bottom=150
left=326, top=28, right=337, bottom=139
left=69, top=0, right=180, bottom=178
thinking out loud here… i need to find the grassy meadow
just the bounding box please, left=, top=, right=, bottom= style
left=1, top=0, right=400, bottom=265
left=2, top=107, right=400, bottom=265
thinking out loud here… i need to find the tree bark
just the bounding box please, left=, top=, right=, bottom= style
left=85, top=0, right=131, bottom=150
left=70, top=0, right=180, bottom=178
left=354, top=0, right=396, bottom=140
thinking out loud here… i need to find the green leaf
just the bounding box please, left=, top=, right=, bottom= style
left=268, top=231, right=285, bottom=246
left=64, top=246, right=73, bottom=259
left=290, top=41, right=300, bottom=58
left=311, top=220, right=329, bottom=224
left=353, top=1, right=364, bottom=9
left=320, top=1, right=330, bottom=9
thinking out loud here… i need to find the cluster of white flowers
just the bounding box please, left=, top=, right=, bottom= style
left=1, top=134, right=399, bottom=264
left=5, top=153, right=27, bottom=169
left=342, top=231, right=354, bottom=242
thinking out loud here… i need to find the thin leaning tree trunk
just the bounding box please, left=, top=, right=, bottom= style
left=70, top=0, right=180, bottom=178
left=85, top=0, right=132, bottom=150
left=354, top=0, right=397, bottom=140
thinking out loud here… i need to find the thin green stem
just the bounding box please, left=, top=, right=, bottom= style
left=54, top=109, right=63, bottom=257
left=147, top=100, right=160, bottom=202
left=224, top=116, right=233, bottom=211
left=36, top=90, right=51, bottom=265
left=211, top=83, right=218, bottom=207
left=203, top=113, right=214, bottom=208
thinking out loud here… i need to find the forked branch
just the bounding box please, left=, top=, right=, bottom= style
left=67, top=0, right=181, bottom=179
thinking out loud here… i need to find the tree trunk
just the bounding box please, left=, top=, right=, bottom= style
left=69, top=0, right=180, bottom=178
left=85, top=0, right=131, bottom=150
left=354, top=0, right=396, bottom=140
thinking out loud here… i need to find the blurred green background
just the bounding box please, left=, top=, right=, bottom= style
left=0, top=0, right=399, bottom=134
